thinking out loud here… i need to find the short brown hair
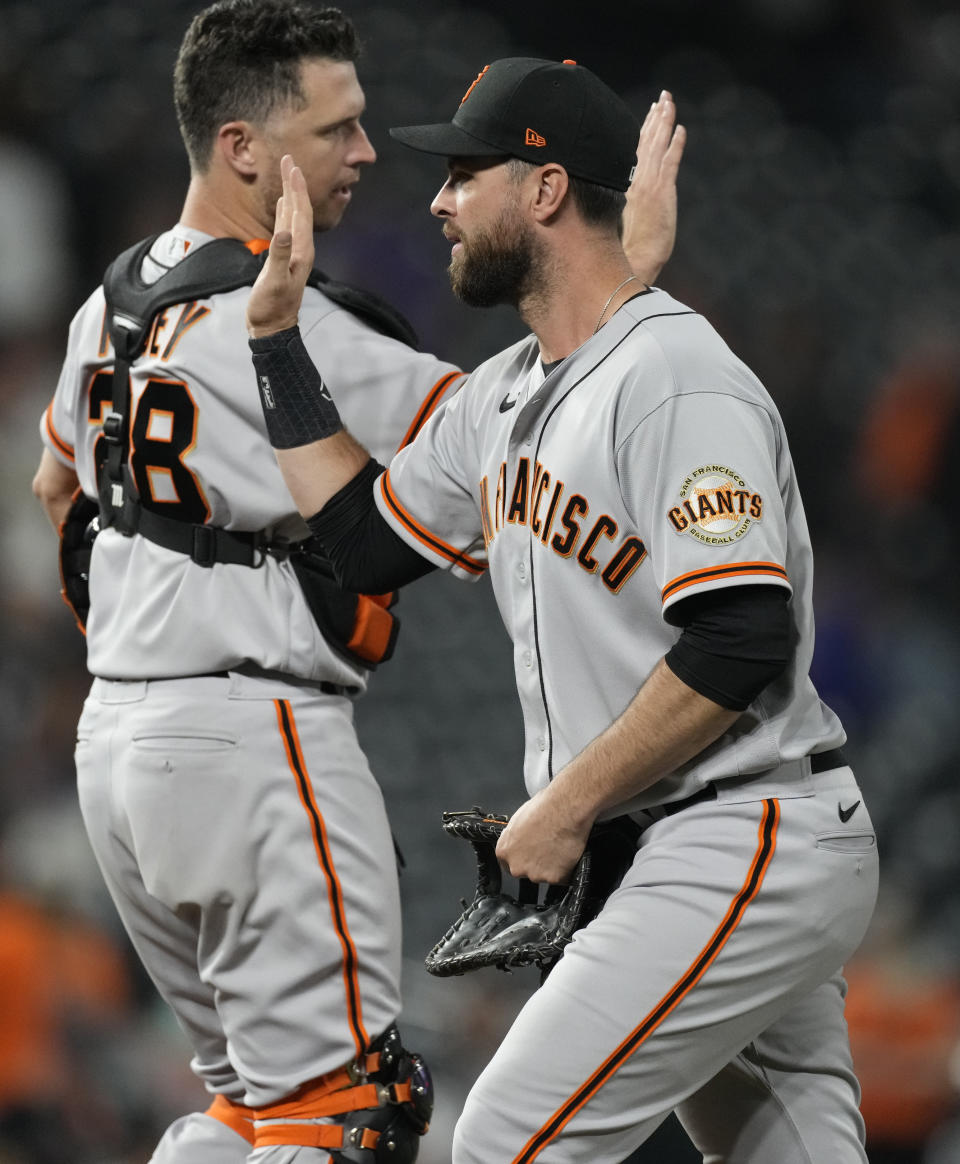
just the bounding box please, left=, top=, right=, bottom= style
left=173, top=0, right=360, bottom=171
left=506, top=158, right=626, bottom=234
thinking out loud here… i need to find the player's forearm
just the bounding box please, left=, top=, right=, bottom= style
left=495, top=659, right=737, bottom=883
left=551, top=659, right=739, bottom=830
left=275, top=435, right=370, bottom=520
left=32, top=449, right=79, bottom=532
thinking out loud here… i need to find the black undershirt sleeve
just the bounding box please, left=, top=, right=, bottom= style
left=306, top=458, right=438, bottom=592
left=664, top=585, right=793, bottom=711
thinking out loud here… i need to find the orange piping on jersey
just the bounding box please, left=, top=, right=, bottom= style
left=397, top=371, right=464, bottom=451
left=512, top=799, right=781, bottom=1162
left=244, top=238, right=271, bottom=255
left=44, top=404, right=75, bottom=462
left=273, top=699, right=369, bottom=1057
left=379, top=470, right=487, bottom=576
left=205, top=1095, right=255, bottom=1144
left=661, top=561, right=788, bottom=604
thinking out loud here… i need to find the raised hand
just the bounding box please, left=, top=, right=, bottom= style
left=247, top=154, right=316, bottom=338
left=622, top=90, right=687, bottom=286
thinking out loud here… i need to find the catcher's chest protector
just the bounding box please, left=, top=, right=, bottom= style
left=66, top=236, right=416, bottom=670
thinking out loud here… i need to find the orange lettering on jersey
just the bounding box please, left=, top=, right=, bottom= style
left=148, top=309, right=169, bottom=357
left=479, top=476, right=494, bottom=548
left=551, top=494, right=588, bottom=557
left=479, top=459, right=648, bottom=594
left=525, top=128, right=547, bottom=148
left=540, top=480, right=564, bottom=545
left=494, top=462, right=508, bottom=533
left=507, top=458, right=531, bottom=524
left=576, top=515, right=619, bottom=574
left=162, top=302, right=211, bottom=360
left=602, top=537, right=647, bottom=594
left=531, top=468, right=551, bottom=535
left=461, top=65, right=490, bottom=105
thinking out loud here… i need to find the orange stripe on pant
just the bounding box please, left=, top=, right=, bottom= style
left=513, top=799, right=781, bottom=1163
left=273, top=698, right=369, bottom=1058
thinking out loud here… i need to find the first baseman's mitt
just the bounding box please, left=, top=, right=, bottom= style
left=425, top=807, right=641, bottom=978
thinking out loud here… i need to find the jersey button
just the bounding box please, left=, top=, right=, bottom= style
left=518, top=561, right=526, bottom=580
left=537, top=736, right=546, bottom=751
left=523, top=649, right=532, bottom=668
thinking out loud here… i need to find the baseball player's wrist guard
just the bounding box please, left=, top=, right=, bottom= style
left=425, top=807, right=642, bottom=979
left=249, top=325, right=345, bottom=448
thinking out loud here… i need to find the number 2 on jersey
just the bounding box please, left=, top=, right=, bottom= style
left=88, top=369, right=211, bottom=524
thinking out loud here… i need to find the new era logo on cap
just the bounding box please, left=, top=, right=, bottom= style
left=389, top=57, right=640, bottom=191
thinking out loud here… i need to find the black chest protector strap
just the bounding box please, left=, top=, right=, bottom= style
left=98, top=234, right=418, bottom=564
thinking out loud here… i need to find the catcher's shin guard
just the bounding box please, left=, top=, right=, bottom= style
left=253, top=1024, right=432, bottom=1162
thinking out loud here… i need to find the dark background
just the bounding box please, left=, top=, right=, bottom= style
left=2, top=0, right=960, bottom=1160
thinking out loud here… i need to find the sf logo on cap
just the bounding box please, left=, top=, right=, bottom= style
left=460, top=65, right=490, bottom=105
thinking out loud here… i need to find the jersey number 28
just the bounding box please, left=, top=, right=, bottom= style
left=89, top=369, right=211, bottom=525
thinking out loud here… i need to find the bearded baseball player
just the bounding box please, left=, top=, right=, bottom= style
left=244, top=57, right=879, bottom=1164
left=31, top=4, right=683, bottom=1161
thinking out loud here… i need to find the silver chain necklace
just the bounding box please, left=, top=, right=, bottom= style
left=593, top=275, right=640, bottom=334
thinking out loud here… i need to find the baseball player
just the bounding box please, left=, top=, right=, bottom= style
left=244, top=57, right=880, bottom=1164
left=31, top=5, right=684, bottom=1161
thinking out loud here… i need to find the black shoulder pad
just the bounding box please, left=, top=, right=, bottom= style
left=102, top=236, right=262, bottom=361
left=307, top=270, right=420, bottom=350
left=102, top=234, right=420, bottom=362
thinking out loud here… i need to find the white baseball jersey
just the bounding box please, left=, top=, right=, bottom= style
left=375, top=286, right=845, bottom=808
left=41, top=225, right=462, bottom=686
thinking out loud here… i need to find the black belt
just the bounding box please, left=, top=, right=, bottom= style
left=659, top=746, right=849, bottom=818
left=810, top=746, right=848, bottom=774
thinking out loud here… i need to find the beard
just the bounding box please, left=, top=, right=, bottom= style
left=448, top=209, right=539, bottom=308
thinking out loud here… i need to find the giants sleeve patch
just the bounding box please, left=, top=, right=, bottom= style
left=666, top=464, right=763, bottom=546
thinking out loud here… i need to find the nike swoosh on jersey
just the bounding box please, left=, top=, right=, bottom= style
left=838, top=800, right=861, bottom=823
left=498, top=393, right=517, bottom=412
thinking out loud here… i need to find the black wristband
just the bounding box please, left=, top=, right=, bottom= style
left=249, top=325, right=344, bottom=449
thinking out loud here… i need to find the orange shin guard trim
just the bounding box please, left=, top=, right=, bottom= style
left=254, top=1121, right=381, bottom=1150
left=204, top=1094, right=256, bottom=1145
left=253, top=1055, right=385, bottom=1122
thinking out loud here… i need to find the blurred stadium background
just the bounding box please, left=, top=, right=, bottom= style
left=2, top=0, right=960, bottom=1160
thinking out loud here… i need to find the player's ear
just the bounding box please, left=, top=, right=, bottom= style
left=216, top=121, right=260, bottom=177
left=530, top=164, right=570, bottom=223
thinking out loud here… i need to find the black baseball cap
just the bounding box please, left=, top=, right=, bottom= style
left=389, top=57, right=640, bottom=192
